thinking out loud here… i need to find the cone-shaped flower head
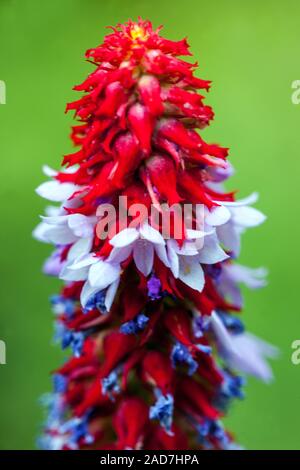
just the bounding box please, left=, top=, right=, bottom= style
left=35, top=19, right=276, bottom=450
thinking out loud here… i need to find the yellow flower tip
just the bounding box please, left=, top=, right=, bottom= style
left=130, top=25, right=148, bottom=41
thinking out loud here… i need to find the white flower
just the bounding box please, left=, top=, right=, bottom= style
left=34, top=213, right=96, bottom=245
left=35, top=165, right=81, bottom=202
left=109, top=223, right=228, bottom=293
left=33, top=206, right=60, bottom=242
left=217, top=263, right=267, bottom=308
left=109, top=222, right=168, bottom=276
left=215, top=193, right=266, bottom=256
left=65, top=222, right=216, bottom=308
left=204, top=205, right=231, bottom=227
left=59, top=237, right=94, bottom=281
left=210, top=312, right=278, bottom=382
left=58, top=221, right=168, bottom=310
left=167, top=232, right=229, bottom=291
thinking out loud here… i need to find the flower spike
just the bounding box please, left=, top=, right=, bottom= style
left=35, top=18, right=276, bottom=450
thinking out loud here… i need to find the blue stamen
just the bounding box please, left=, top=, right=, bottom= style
left=101, top=370, right=120, bottom=400
left=149, top=389, right=174, bottom=434
left=83, top=290, right=107, bottom=314
left=57, top=327, right=85, bottom=358
left=218, top=311, right=245, bottom=335
left=53, top=373, right=67, bottom=393
left=120, top=313, right=149, bottom=335
left=171, top=342, right=198, bottom=375
left=60, top=414, right=94, bottom=446
left=50, top=295, right=75, bottom=318
left=193, top=315, right=211, bottom=338
left=215, top=370, right=246, bottom=410
left=196, top=419, right=230, bottom=449
left=197, top=344, right=212, bottom=354
left=71, top=332, right=85, bottom=357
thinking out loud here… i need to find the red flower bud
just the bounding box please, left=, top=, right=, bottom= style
left=141, top=350, right=174, bottom=394
left=128, top=103, right=153, bottom=155
left=138, top=75, right=164, bottom=116
left=114, top=398, right=149, bottom=450
left=178, top=168, right=216, bottom=208
left=96, top=81, right=126, bottom=117
left=100, top=331, right=137, bottom=378
left=145, top=154, right=182, bottom=205
left=177, top=377, right=220, bottom=420
left=109, top=132, right=140, bottom=188
left=157, top=118, right=202, bottom=150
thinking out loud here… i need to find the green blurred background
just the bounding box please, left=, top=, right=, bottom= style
left=0, top=0, right=299, bottom=449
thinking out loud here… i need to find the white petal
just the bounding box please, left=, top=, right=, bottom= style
left=186, top=229, right=208, bottom=240
left=67, top=236, right=93, bottom=262
left=42, top=165, right=58, bottom=177
left=231, top=206, right=266, bottom=228
left=224, top=264, right=267, bottom=289
left=167, top=240, right=179, bottom=278
left=110, top=228, right=139, bottom=247
left=64, top=165, right=79, bottom=174
left=218, top=275, right=243, bottom=308
left=67, top=214, right=95, bottom=238
left=205, top=205, right=231, bottom=226
left=59, top=263, right=89, bottom=281
left=40, top=215, right=69, bottom=226
left=88, top=260, right=121, bottom=289
left=176, top=241, right=199, bottom=256
left=154, top=244, right=170, bottom=268
left=35, top=181, right=77, bottom=202
left=43, top=225, right=77, bottom=245
left=245, top=332, right=279, bottom=358
left=133, top=240, right=154, bottom=276
left=68, top=252, right=98, bottom=270
left=198, top=235, right=229, bottom=264
left=63, top=195, right=84, bottom=210
left=80, top=281, right=100, bottom=307
left=105, top=278, right=120, bottom=311
left=217, top=192, right=259, bottom=207
left=139, top=222, right=165, bottom=245
left=44, top=205, right=61, bottom=217
left=178, top=256, right=205, bottom=291
left=32, top=222, right=50, bottom=242
left=217, top=222, right=241, bottom=256
left=107, top=245, right=133, bottom=264
left=211, top=312, right=277, bottom=382
left=211, top=312, right=234, bottom=351
left=227, top=334, right=275, bottom=382
left=206, top=161, right=235, bottom=182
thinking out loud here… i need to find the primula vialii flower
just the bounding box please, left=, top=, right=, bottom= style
left=34, top=19, right=277, bottom=450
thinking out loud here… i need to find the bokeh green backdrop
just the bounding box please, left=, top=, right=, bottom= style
left=0, top=0, right=299, bottom=449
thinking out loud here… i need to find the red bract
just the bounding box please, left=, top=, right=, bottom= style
left=138, top=75, right=164, bottom=116
left=141, top=351, right=174, bottom=394
left=145, top=155, right=182, bottom=205
left=114, top=398, right=149, bottom=450
left=110, top=132, right=140, bottom=188
left=61, top=19, right=225, bottom=210
left=128, top=103, right=154, bottom=156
